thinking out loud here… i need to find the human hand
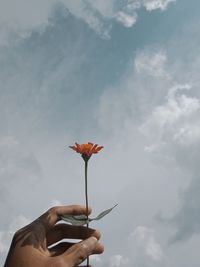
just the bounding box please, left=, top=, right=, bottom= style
left=4, top=205, right=104, bottom=267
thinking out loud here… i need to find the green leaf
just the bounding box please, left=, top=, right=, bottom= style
left=91, top=204, right=118, bottom=221
left=61, top=204, right=118, bottom=226
left=61, top=215, right=88, bottom=226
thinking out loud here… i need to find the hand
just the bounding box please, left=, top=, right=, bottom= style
left=4, top=205, right=104, bottom=267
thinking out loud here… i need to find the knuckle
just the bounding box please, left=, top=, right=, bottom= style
left=48, top=206, right=58, bottom=215
left=66, top=205, right=80, bottom=215
left=76, top=250, right=86, bottom=262
left=70, top=205, right=76, bottom=213
left=76, top=243, right=88, bottom=261
left=12, top=228, right=25, bottom=245
left=13, top=226, right=25, bottom=239
left=12, top=230, right=20, bottom=241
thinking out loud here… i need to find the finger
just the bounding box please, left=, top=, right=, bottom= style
left=49, top=242, right=73, bottom=256
left=47, top=223, right=101, bottom=246
left=49, top=241, right=103, bottom=257
left=39, top=205, right=92, bottom=229
left=62, top=236, right=102, bottom=266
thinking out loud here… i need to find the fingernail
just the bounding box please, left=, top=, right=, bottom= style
left=89, top=236, right=97, bottom=242
left=94, top=229, right=101, bottom=240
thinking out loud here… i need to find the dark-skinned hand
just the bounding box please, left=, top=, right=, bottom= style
left=4, top=205, right=104, bottom=267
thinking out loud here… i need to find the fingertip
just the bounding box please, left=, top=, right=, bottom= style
left=68, top=237, right=98, bottom=265
left=61, top=237, right=101, bottom=266
left=84, top=236, right=98, bottom=251
left=93, top=229, right=101, bottom=240
left=97, top=243, right=104, bottom=254
left=87, top=206, right=92, bottom=215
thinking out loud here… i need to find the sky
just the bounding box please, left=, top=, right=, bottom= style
left=1, top=0, right=200, bottom=266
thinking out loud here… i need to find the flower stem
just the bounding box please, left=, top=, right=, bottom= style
left=85, top=160, right=89, bottom=267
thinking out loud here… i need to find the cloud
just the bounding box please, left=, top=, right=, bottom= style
left=129, top=226, right=163, bottom=264
left=107, top=227, right=164, bottom=267
left=109, top=255, right=130, bottom=267
left=90, top=255, right=103, bottom=267
left=0, top=215, right=30, bottom=265
left=97, top=41, right=200, bottom=247
left=0, top=135, right=42, bottom=179
left=0, top=135, right=42, bottom=189
left=98, top=50, right=171, bottom=136
left=137, top=51, right=200, bottom=243
left=134, top=50, right=169, bottom=78
left=114, top=0, right=175, bottom=28
left=0, top=0, right=56, bottom=46
left=54, top=0, right=177, bottom=34
left=0, top=134, right=42, bottom=230
left=167, top=176, right=200, bottom=244
left=0, top=0, right=176, bottom=44
left=143, top=0, right=176, bottom=11
left=2, top=1, right=200, bottom=265
left=115, top=11, right=138, bottom=28
left=140, top=84, right=200, bottom=158
left=59, top=0, right=112, bottom=39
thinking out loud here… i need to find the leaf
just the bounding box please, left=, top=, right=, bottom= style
left=61, top=215, right=88, bottom=226
left=91, top=204, right=118, bottom=221
left=61, top=204, right=118, bottom=226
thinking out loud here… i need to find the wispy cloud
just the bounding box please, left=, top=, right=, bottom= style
left=143, top=0, right=176, bottom=11
left=98, top=38, right=200, bottom=247
left=109, top=254, right=130, bottom=267
left=130, top=226, right=164, bottom=264
left=0, top=215, right=30, bottom=264
left=2, top=1, right=200, bottom=266
left=0, top=0, right=175, bottom=44
left=137, top=49, right=200, bottom=243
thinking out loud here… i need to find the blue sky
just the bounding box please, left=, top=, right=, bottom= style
left=1, top=0, right=200, bottom=266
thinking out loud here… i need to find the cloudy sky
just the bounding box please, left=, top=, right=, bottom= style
left=1, top=0, right=200, bottom=266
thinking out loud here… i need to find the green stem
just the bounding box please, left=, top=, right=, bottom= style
left=85, top=160, right=89, bottom=267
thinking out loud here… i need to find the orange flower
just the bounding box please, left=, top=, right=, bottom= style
left=69, top=142, right=103, bottom=159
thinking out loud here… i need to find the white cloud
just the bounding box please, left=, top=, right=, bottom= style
left=61, top=0, right=175, bottom=32
left=0, top=134, right=42, bottom=241
left=98, top=50, right=171, bottom=135
left=0, top=232, right=7, bottom=254
left=83, top=0, right=114, bottom=18
left=60, top=0, right=112, bottom=39
left=97, top=42, right=200, bottom=250
left=2, top=2, right=200, bottom=266
left=90, top=255, right=103, bottom=266
left=134, top=46, right=200, bottom=244
left=8, top=215, right=30, bottom=234
left=109, top=255, right=130, bottom=267
left=115, top=11, right=138, bottom=27
left=0, top=0, right=55, bottom=45
left=0, top=136, right=18, bottom=148
left=0, top=135, right=42, bottom=186
left=130, top=226, right=163, bottom=262
left=134, top=50, right=169, bottom=78
left=106, top=228, right=163, bottom=267
left=143, top=0, right=176, bottom=11
left=140, top=83, right=200, bottom=158
left=0, top=215, right=30, bottom=262
left=0, top=0, right=176, bottom=44
left=173, top=124, right=200, bottom=146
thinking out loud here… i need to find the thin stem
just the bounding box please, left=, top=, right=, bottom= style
left=85, top=160, right=89, bottom=267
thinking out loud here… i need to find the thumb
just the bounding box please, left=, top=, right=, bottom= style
left=63, top=236, right=98, bottom=266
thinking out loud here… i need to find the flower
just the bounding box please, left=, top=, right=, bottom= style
left=69, top=142, right=103, bottom=161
